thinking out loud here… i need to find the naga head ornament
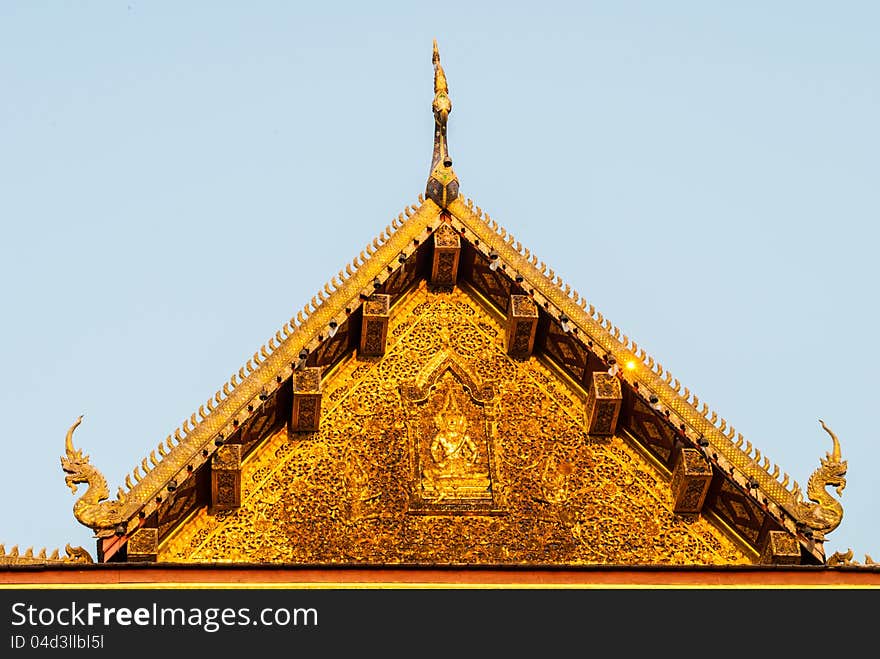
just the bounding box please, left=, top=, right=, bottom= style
left=792, top=419, right=848, bottom=542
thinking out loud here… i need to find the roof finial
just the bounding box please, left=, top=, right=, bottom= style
left=425, top=39, right=459, bottom=210
left=432, top=39, right=450, bottom=124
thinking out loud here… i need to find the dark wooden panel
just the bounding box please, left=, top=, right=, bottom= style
left=156, top=467, right=210, bottom=543
left=623, top=396, right=680, bottom=470
left=541, top=319, right=589, bottom=384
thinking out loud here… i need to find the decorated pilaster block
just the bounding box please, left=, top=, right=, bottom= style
left=360, top=294, right=391, bottom=357
left=127, top=527, right=158, bottom=563
left=585, top=371, right=622, bottom=436
left=670, top=448, right=713, bottom=514
left=291, top=366, right=323, bottom=432
left=505, top=295, right=538, bottom=358
left=211, top=443, right=242, bottom=512
left=431, top=223, right=461, bottom=287
left=760, top=530, right=802, bottom=565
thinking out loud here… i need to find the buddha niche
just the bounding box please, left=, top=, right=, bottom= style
left=420, top=389, right=491, bottom=503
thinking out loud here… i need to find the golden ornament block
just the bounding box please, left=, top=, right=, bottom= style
left=159, top=285, right=751, bottom=566
left=505, top=295, right=538, bottom=358
left=291, top=367, right=323, bottom=432
left=211, top=444, right=242, bottom=512
left=585, top=371, right=622, bottom=436
left=360, top=294, right=391, bottom=357
left=127, top=527, right=158, bottom=563
left=760, top=530, right=802, bottom=565
left=671, top=448, right=713, bottom=514
left=431, top=223, right=461, bottom=287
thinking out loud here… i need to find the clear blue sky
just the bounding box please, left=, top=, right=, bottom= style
left=1, top=2, right=877, bottom=562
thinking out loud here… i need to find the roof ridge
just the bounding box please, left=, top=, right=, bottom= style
left=448, top=194, right=831, bottom=545
left=63, top=195, right=440, bottom=537
left=120, top=195, right=430, bottom=497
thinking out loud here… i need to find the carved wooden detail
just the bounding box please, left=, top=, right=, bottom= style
left=670, top=448, right=713, bottom=514
left=161, top=284, right=749, bottom=566
left=760, top=530, right=802, bottom=565
left=211, top=444, right=242, bottom=512
left=585, top=371, right=622, bottom=436
left=360, top=294, right=391, bottom=357
left=127, top=527, right=158, bottom=563
left=291, top=366, right=323, bottom=432
left=431, top=223, right=461, bottom=288
left=505, top=294, right=538, bottom=358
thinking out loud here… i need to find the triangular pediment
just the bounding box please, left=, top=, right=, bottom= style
left=55, top=42, right=847, bottom=568
left=59, top=198, right=837, bottom=566
left=159, top=282, right=750, bottom=565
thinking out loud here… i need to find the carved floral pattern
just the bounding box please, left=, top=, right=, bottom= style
left=159, top=283, right=748, bottom=565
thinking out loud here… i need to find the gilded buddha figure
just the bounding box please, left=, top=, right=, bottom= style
left=420, top=389, right=491, bottom=503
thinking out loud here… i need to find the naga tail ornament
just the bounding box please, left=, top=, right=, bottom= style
left=0, top=543, right=93, bottom=566
left=792, top=419, right=847, bottom=542
left=60, top=415, right=127, bottom=538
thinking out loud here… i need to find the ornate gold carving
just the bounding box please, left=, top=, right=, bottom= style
left=585, top=372, right=622, bottom=436
left=399, top=349, right=496, bottom=405
left=160, top=284, right=749, bottom=565
left=827, top=549, right=878, bottom=566
left=291, top=367, right=323, bottom=432
left=211, top=444, right=242, bottom=511
left=400, top=348, right=499, bottom=513
left=433, top=222, right=460, bottom=248
left=406, top=372, right=495, bottom=511
left=360, top=294, right=391, bottom=357
left=0, top=543, right=93, bottom=566
left=364, top=298, right=389, bottom=316
left=446, top=195, right=811, bottom=539
left=60, top=415, right=127, bottom=538
left=343, top=444, right=382, bottom=523
left=424, top=386, right=490, bottom=498
left=506, top=294, right=538, bottom=358
left=213, top=444, right=242, bottom=471
left=759, top=530, right=801, bottom=565
left=431, top=223, right=461, bottom=287
left=127, top=528, right=158, bottom=563
left=827, top=548, right=855, bottom=566
left=295, top=367, right=321, bottom=393
left=362, top=320, right=385, bottom=356
left=90, top=196, right=441, bottom=539
left=670, top=448, right=713, bottom=514
left=510, top=295, right=536, bottom=318
left=594, top=375, right=620, bottom=399
left=792, top=420, right=847, bottom=541
left=363, top=321, right=383, bottom=354
left=537, top=457, right=574, bottom=508
left=215, top=472, right=237, bottom=506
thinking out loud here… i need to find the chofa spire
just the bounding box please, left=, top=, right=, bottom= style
left=425, top=39, right=459, bottom=209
